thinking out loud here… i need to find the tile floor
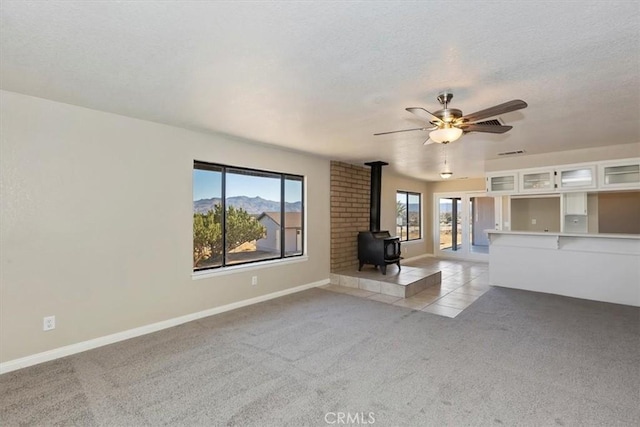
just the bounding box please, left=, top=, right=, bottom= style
left=321, top=257, right=491, bottom=318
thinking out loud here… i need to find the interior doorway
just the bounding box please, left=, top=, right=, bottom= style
left=435, top=192, right=498, bottom=260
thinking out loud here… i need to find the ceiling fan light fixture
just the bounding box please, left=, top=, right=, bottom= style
left=429, top=126, right=463, bottom=144
left=440, top=171, right=453, bottom=179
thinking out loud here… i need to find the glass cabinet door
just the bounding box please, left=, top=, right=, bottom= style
left=603, top=164, right=640, bottom=186
left=557, top=166, right=596, bottom=190
left=488, top=174, right=517, bottom=193
left=521, top=171, right=554, bottom=192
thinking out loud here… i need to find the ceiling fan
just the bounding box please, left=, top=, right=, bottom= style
left=374, top=92, right=527, bottom=145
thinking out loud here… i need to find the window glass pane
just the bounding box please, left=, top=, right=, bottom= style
left=408, top=193, right=420, bottom=240
left=193, top=163, right=304, bottom=271
left=439, top=198, right=453, bottom=250
left=226, top=169, right=281, bottom=265
left=193, top=166, right=223, bottom=270
left=396, top=192, right=407, bottom=240
left=284, top=176, right=303, bottom=256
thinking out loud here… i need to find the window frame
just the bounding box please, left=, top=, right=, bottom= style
left=193, top=161, right=304, bottom=272
left=396, top=190, right=422, bottom=242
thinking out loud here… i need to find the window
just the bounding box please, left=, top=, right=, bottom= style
left=396, top=191, right=421, bottom=241
left=193, top=161, right=304, bottom=272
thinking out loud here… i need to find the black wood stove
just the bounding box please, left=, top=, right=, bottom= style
left=357, top=161, right=401, bottom=274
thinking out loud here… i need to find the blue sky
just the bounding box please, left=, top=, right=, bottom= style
left=193, top=169, right=302, bottom=202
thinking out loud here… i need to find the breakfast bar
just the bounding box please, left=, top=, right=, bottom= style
left=487, top=230, right=640, bottom=307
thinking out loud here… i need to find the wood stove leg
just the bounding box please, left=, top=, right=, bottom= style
left=358, top=261, right=363, bottom=271
left=396, top=261, right=401, bottom=270
left=381, top=265, right=387, bottom=275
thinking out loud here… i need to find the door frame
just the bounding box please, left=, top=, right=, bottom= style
left=433, top=191, right=499, bottom=261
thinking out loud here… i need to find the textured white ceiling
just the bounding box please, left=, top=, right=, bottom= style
left=1, top=1, right=639, bottom=180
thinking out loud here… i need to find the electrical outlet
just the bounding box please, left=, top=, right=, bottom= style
left=251, top=276, right=258, bottom=286
left=43, top=316, right=55, bottom=331
left=531, top=218, right=537, bottom=225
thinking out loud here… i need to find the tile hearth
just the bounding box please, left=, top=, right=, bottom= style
left=331, top=265, right=442, bottom=298
left=321, top=257, right=491, bottom=318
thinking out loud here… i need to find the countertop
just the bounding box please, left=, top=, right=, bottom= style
left=485, top=230, right=640, bottom=240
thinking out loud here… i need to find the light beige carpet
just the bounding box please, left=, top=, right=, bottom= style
left=1, top=287, right=639, bottom=426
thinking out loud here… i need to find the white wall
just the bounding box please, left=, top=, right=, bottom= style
left=0, top=90, right=330, bottom=363
left=381, top=171, right=430, bottom=259
left=485, top=143, right=640, bottom=172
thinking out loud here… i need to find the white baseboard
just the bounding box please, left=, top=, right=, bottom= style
left=0, top=278, right=329, bottom=375
left=403, top=253, right=434, bottom=262
left=435, top=253, right=489, bottom=263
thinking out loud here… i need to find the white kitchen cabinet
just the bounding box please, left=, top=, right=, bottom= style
left=598, top=158, right=640, bottom=190
left=486, top=173, right=518, bottom=194
left=486, top=157, right=640, bottom=195
left=563, top=192, right=588, bottom=233
left=519, top=169, right=555, bottom=193
left=564, top=192, right=587, bottom=215
left=556, top=165, right=597, bottom=190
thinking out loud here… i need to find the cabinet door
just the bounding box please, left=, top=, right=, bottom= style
left=564, top=193, right=587, bottom=215
left=599, top=161, right=640, bottom=189
left=557, top=166, right=596, bottom=190
left=520, top=170, right=555, bottom=192
left=487, top=174, right=518, bottom=194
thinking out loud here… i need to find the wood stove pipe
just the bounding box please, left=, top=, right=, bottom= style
left=364, top=161, right=388, bottom=232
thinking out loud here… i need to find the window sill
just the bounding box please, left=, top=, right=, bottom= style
left=401, top=238, right=424, bottom=244
left=192, top=255, right=309, bottom=280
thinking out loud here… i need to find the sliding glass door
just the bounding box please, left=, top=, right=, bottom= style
left=435, top=192, right=497, bottom=260
left=438, top=197, right=463, bottom=252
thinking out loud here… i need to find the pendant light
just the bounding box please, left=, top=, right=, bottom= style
left=440, top=147, right=453, bottom=179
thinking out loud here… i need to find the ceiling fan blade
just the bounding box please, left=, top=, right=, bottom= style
left=406, top=107, right=442, bottom=123
left=460, top=100, right=527, bottom=123
left=459, top=124, right=513, bottom=134
left=374, top=127, right=426, bottom=136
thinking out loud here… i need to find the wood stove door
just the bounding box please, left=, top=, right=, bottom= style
left=385, top=240, right=400, bottom=260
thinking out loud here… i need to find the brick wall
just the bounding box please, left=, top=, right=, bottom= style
left=330, top=161, right=370, bottom=271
